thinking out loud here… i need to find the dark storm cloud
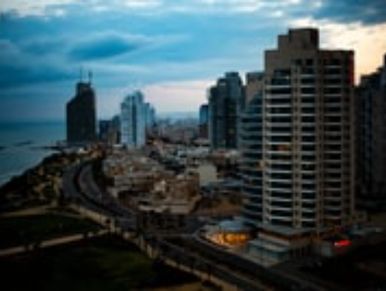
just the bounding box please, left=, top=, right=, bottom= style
left=21, top=38, right=66, bottom=55
left=0, top=63, right=73, bottom=88
left=68, top=33, right=149, bottom=61
left=1, top=0, right=385, bottom=121
left=0, top=38, right=73, bottom=88
left=315, top=0, right=386, bottom=24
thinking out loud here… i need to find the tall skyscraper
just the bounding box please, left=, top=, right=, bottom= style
left=120, top=91, right=146, bottom=148
left=356, top=55, right=386, bottom=206
left=199, top=104, right=209, bottom=139
left=240, top=73, right=264, bottom=227
left=244, top=28, right=356, bottom=266
left=66, top=79, right=96, bottom=144
left=208, top=72, right=245, bottom=149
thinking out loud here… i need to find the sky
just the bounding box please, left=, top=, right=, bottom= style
left=0, top=0, right=385, bottom=121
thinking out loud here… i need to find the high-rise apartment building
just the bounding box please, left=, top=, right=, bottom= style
left=66, top=81, right=96, bottom=144
left=356, top=55, right=386, bottom=206
left=240, top=72, right=264, bottom=227
left=208, top=72, right=245, bottom=149
left=244, top=28, right=356, bottom=265
left=120, top=91, right=146, bottom=148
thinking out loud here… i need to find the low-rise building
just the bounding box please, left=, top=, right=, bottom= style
left=103, top=149, right=165, bottom=198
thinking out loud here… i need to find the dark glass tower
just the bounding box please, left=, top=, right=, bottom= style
left=208, top=72, right=245, bottom=149
left=66, top=81, right=96, bottom=144
left=199, top=104, right=209, bottom=138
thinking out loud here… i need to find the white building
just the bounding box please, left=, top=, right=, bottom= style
left=120, top=91, right=146, bottom=148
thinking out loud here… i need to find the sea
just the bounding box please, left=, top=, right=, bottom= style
left=0, top=121, right=65, bottom=186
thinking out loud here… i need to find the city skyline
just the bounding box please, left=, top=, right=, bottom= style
left=0, top=0, right=386, bottom=121
left=1, top=19, right=386, bottom=289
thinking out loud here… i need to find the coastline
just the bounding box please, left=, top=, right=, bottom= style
left=0, top=120, right=65, bottom=187
left=0, top=149, right=58, bottom=188
left=0, top=150, right=67, bottom=213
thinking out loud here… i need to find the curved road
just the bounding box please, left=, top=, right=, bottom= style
left=62, top=161, right=136, bottom=230
left=62, top=160, right=327, bottom=291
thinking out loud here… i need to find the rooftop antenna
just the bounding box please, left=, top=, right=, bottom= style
left=88, top=70, right=93, bottom=85
left=79, top=66, right=84, bottom=82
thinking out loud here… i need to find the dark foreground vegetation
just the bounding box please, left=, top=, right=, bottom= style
left=0, top=235, right=200, bottom=291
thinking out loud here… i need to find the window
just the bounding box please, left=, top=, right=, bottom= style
left=301, top=87, right=316, bottom=94
left=268, top=88, right=292, bottom=94
left=325, top=68, right=341, bottom=75
left=324, top=87, right=342, bottom=94
left=306, top=59, right=314, bottom=66
left=301, top=78, right=315, bottom=85
left=302, top=136, right=315, bottom=142
left=302, top=107, right=315, bottom=114
left=302, top=145, right=315, bottom=151
left=302, top=116, right=315, bottom=123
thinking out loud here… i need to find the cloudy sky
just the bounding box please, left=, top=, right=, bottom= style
left=0, top=0, right=385, bottom=121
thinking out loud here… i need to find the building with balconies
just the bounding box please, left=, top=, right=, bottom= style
left=244, top=28, right=357, bottom=266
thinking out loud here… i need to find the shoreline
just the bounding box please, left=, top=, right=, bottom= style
left=0, top=120, right=65, bottom=187
left=0, top=150, right=68, bottom=213
left=0, top=147, right=61, bottom=189
left=0, top=151, right=61, bottom=191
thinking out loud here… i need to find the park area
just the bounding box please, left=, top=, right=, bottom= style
left=0, top=235, right=207, bottom=291
left=0, top=212, right=101, bottom=248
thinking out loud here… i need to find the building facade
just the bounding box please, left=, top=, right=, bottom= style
left=109, top=115, right=121, bottom=145
left=240, top=88, right=264, bottom=228
left=144, top=102, right=156, bottom=131
left=199, top=104, right=209, bottom=139
left=245, top=29, right=356, bottom=266
left=66, top=81, right=96, bottom=144
left=98, top=120, right=110, bottom=142
left=120, top=91, right=146, bottom=148
left=356, top=55, right=386, bottom=205
left=245, top=72, right=264, bottom=104
left=208, top=72, right=245, bottom=149
left=98, top=116, right=121, bottom=145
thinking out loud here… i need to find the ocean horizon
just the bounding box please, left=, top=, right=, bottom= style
left=0, top=121, right=65, bottom=186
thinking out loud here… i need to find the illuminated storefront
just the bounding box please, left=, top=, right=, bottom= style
left=207, top=220, right=251, bottom=248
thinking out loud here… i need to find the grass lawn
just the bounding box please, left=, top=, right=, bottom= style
left=0, top=235, right=199, bottom=291
left=0, top=213, right=101, bottom=248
